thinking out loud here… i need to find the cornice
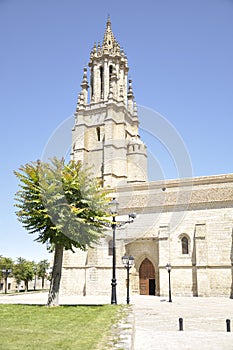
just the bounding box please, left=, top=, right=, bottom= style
left=113, top=173, right=233, bottom=193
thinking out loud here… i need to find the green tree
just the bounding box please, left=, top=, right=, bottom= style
left=32, top=261, right=38, bottom=290
left=0, top=257, right=13, bottom=294
left=37, top=259, right=50, bottom=289
left=14, top=158, right=109, bottom=306
left=12, top=257, right=34, bottom=291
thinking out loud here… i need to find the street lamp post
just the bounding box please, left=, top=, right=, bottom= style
left=108, top=198, right=119, bottom=305
left=122, top=255, right=134, bottom=304
left=1, top=268, right=12, bottom=294
left=166, top=263, right=172, bottom=302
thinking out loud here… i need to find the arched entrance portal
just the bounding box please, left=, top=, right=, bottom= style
left=139, top=258, right=155, bottom=295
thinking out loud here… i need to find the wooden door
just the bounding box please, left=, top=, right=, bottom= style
left=139, top=258, right=155, bottom=295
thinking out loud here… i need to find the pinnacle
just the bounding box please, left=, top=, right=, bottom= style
left=102, top=16, right=116, bottom=49
left=89, top=19, right=127, bottom=60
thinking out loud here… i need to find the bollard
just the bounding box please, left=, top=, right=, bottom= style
left=179, top=317, right=183, bottom=331
left=226, top=319, right=231, bottom=332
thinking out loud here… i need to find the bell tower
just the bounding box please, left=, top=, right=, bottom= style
left=71, top=17, right=147, bottom=187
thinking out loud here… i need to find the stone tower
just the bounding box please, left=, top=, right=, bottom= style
left=71, top=17, right=147, bottom=187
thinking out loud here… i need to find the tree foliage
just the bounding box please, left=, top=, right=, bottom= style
left=37, top=259, right=50, bottom=289
left=14, top=158, right=110, bottom=305
left=12, top=257, right=34, bottom=291
left=0, top=257, right=13, bottom=278
left=0, top=257, right=14, bottom=294
left=14, top=158, right=108, bottom=250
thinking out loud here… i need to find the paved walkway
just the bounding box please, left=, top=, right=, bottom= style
left=129, top=295, right=233, bottom=350
left=1, top=293, right=233, bottom=349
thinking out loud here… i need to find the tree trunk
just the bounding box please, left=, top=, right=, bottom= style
left=42, top=276, right=45, bottom=289
left=25, top=280, right=28, bottom=292
left=47, top=244, right=63, bottom=307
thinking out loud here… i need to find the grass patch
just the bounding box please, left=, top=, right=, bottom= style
left=0, top=304, right=123, bottom=350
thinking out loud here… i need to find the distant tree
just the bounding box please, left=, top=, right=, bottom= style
left=0, top=256, right=13, bottom=278
left=12, top=257, right=34, bottom=291
left=14, top=158, right=109, bottom=306
left=37, top=259, right=50, bottom=289
left=0, top=257, right=13, bottom=293
left=32, top=261, right=38, bottom=291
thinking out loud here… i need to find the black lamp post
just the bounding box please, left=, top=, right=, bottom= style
left=166, top=263, right=172, bottom=302
left=122, top=255, right=134, bottom=304
left=108, top=198, right=119, bottom=305
left=1, top=268, right=12, bottom=294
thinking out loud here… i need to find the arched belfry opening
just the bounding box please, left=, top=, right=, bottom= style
left=109, top=64, right=113, bottom=85
left=100, top=66, right=104, bottom=98
left=139, top=258, right=155, bottom=295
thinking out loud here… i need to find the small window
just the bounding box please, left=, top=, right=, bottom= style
left=96, top=127, right=101, bottom=141
left=108, top=240, right=113, bottom=256
left=181, top=237, right=189, bottom=254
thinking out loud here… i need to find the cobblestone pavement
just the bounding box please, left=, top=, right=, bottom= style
left=129, top=295, right=233, bottom=350
left=1, top=293, right=233, bottom=349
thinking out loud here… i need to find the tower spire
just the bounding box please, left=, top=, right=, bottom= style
left=88, top=18, right=129, bottom=103
left=102, top=15, right=117, bottom=50
left=72, top=19, right=147, bottom=186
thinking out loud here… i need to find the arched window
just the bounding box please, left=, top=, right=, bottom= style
left=181, top=236, right=189, bottom=254
left=96, top=127, right=101, bottom=141
left=108, top=240, right=113, bottom=256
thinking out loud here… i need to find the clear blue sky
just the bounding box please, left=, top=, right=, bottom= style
left=1, top=0, right=233, bottom=261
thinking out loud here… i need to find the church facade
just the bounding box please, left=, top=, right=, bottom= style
left=60, top=19, right=233, bottom=299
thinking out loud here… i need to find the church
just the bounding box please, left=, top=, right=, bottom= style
left=60, top=18, right=233, bottom=299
